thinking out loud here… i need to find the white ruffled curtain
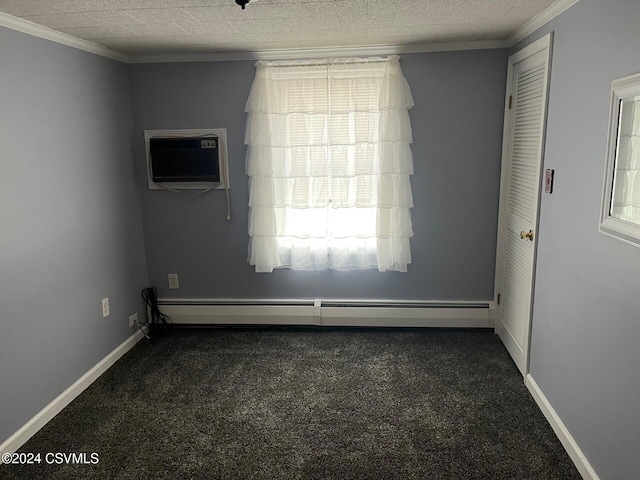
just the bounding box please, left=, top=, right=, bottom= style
left=611, top=96, right=640, bottom=223
left=245, top=56, right=414, bottom=272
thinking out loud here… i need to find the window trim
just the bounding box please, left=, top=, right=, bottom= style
left=599, top=72, right=640, bottom=248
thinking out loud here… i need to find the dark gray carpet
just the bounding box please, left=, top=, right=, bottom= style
left=2, top=327, right=581, bottom=479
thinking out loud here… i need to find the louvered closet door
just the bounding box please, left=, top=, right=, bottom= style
left=495, top=35, right=552, bottom=376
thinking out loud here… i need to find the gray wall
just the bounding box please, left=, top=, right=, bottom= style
left=0, top=27, right=148, bottom=444
left=128, top=49, right=508, bottom=301
left=514, top=1, right=640, bottom=478
left=5, top=3, right=637, bottom=475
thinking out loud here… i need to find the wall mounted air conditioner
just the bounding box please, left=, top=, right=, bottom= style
left=144, top=128, right=229, bottom=190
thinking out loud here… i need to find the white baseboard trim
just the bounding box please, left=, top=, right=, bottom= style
left=525, top=374, right=600, bottom=480
left=0, top=330, right=145, bottom=461
left=157, top=299, right=495, bottom=328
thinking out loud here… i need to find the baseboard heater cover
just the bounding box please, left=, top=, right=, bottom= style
left=157, top=298, right=495, bottom=328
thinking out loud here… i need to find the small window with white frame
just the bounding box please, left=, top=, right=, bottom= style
left=600, top=72, right=640, bottom=247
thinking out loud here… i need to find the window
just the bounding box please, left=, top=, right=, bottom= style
left=245, top=56, right=414, bottom=272
left=600, top=72, right=640, bottom=247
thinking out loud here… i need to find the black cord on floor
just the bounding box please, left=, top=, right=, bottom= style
left=141, top=287, right=172, bottom=336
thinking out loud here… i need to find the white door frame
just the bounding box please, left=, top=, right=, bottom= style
left=494, top=33, right=553, bottom=376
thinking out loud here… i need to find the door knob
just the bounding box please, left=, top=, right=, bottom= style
left=520, top=229, right=534, bottom=241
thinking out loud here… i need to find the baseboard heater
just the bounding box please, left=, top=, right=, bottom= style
left=157, top=298, right=495, bottom=328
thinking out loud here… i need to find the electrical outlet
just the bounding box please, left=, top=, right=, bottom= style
left=168, top=274, right=179, bottom=289
left=129, top=313, right=138, bottom=327
left=101, top=298, right=110, bottom=318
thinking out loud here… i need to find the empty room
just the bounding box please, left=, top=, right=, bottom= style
left=1, top=1, right=638, bottom=479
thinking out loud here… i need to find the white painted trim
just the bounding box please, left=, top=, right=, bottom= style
left=161, top=304, right=316, bottom=325
left=1, top=6, right=505, bottom=65
left=127, top=40, right=508, bottom=64
left=493, top=33, right=553, bottom=376
left=488, top=300, right=498, bottom=321
left=320, top=307, right=492, bottom=328
left=509, top=0, right=581, bottom=46
left=0, top=330, right=145, bottom=461
left=0, top=12, right=127, bottom=63
left=2, top=0, right=581, bottom=65
left=599, top=72, right=640, bottom=248
left=156, top=299, right=494, bottom=328
left=509, top=32, right=553, bottom=65
left=158, top=297, right=492, bottom=307
left=525, top=374, right=601, bottom=480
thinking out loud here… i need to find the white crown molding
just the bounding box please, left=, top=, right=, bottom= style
left=127, top=40, right=509, bottom=64
left=0, top=11, right=128, bottom=63
left=2, top=0, right=580, bottom=64
left=509, top=0, right=581, bottom=46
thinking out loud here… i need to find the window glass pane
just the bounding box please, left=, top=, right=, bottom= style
left=610, top=95, right=640, bottom=224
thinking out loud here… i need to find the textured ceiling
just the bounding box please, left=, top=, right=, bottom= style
left=0, top=0, right=557, bottom=57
